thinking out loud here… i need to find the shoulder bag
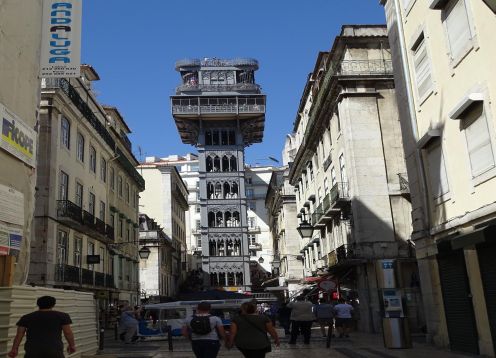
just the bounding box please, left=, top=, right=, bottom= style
left=240, top=315, right=272, bottom=353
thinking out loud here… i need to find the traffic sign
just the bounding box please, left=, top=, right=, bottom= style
left=318, top=279, right=337, bottom=291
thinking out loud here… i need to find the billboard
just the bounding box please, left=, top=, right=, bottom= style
left=40, top=1, right=82, bottom=78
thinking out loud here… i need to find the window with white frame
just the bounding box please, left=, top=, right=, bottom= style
left=61, top=117, right=70, bottom=149
left=248, top=234, right=257, bottom=245
left=89, top=146, right=96, bottom=173
left=331, top=167, right=337, bottom=186
left=324, top=178, right=329, bottom=195
left=462, top=102, right=495, bottom=178
left=76, top=132, right=84, bottom=162
left=412, top=33, right=434, bottom=101
left=426, top=142, right=450, bottom=199
left=56, top=230, right=68, bottom=265
left=87, top=242, right=95, bottom=269
left=88, top=192, right=95, bottom=215
left=443, top=0, right=474, bottom=61
left=125, top=182, right=130, bottom=203
left=100, top=157, right=107, bottom=182
left=75, top=182, right=83, bottom=207
left=59, top=171, right=69, bottom=200
left=74, top=237, right=82, bottom=267
left=99, top=201, right=105, bottom=221
left=339, top=154, right=347, bottom=183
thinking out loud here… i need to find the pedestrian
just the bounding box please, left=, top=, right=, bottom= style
left=313, top=298, right=335, bottom=338
left=181, top=301, right=226, bottom=358
left=277, top=302, right=292, bottom=335
left=228, top=301, right=280, bottom=358
left=333, top=298, right=354, bottom=338
left=118, top=305, right=139, bottom=344
left=287, top=296, right=315, bottom=344
left=8, top=295, right=76, bottom=358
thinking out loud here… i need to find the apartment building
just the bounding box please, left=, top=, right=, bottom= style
left=137, top=161, right=189, bottom=296
left=0, top=0, right=42, bottom=284
left=381, top=0, right=496, bottom=355
left=288, top=25, right=420, bottom=333
left=29, top=65, right=145, bottom=306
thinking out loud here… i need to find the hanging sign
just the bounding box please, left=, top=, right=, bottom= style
left=318, top=279, right=338, bottom=292
left=40, top=0, right=82, bottom=78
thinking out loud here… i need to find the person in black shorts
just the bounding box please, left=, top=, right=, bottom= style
left=8, top=295, right=76, bottom=358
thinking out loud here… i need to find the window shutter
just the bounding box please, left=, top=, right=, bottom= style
left=427, top=144, right=449, bottom=198
left=413, top=38, right=433, bottom=99
left=465, top=107, right=495, bottom=176
left=446, top=0, right=472, bottom=59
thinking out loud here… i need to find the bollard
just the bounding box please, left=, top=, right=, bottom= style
left=326, top=323, right=333, bottom=348
left=114, top=323, right=118, bottom=341
left=167, top=325, right=173, bottom=351
left=99, top=327, right=105, bottom=350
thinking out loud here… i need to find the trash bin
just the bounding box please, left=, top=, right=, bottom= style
left=382, top=317, right=412, bottom=348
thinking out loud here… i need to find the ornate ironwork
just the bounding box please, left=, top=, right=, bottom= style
left=57, top=200, right=82, bottom=223
left=95, top=217, right=106, bottom=235
left=82, top=210, right=97, bottom=230
left=95, top=272, right=105, bottom=287
left=106, top=224, right=115, bottom=241
left=330, top=182, right=350, bottom=205
left=81, top=268, right=94, bottom=285
left=176, top=83, right=260, bottom=94
left=336, top=60, right=393, bottom=76
left=336, top=244, right=358, bottom=263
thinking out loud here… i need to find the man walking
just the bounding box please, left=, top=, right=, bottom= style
left=334, top=298, right=354, bottom=338
left=8, top=295, right=76, bottom=358
left=182, top=301, right=226, bottom=358
left=287, top=296, right=315, bottom=344
left=314, top=299, right=334, bottom=338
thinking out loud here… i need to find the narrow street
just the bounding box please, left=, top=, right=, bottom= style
left=90, top=330, right=471, bottom=358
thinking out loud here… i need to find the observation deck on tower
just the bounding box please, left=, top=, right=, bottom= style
left=170, top=57, right=266, bottom=146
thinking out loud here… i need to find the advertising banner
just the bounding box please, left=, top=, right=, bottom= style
left=40, top=0, right=82, bottom=78
left=0, top=102, right=36, bottom=168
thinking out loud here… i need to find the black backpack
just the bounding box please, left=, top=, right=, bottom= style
left=190, top=315, right=212, bottom=335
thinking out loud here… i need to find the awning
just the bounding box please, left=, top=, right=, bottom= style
left=304, top=275, right=331, bottom=283
left=261, top=276, right=280, bottom=287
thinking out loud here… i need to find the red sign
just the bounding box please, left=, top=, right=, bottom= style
left=318, top=279, right=337, bottom=291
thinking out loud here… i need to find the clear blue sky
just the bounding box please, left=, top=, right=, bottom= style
left=81, top=0, right=386, bottom=164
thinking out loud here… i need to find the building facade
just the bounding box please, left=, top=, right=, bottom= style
left=381, top=0, right=496, bottom=355
left=29, top=66, right=145, bottom=306
left=288, top=26, right=420, bottom=333
left=0, top=0, right=43, bottom=284
left=171, top=58, right=266, bottom=292
left=138, top=213, right=176, bottom=301
left=137, top=164, right=189, bottom=297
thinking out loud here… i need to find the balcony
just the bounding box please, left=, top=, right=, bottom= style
left=330, top=182, right=350, bottom=208
left=323, top=156, right=332, bottom=171
left=335, top=59, right=393, bottom=77
left=82, top=210, right=97, bottom=231
left=81, top=268, right=94, bottom=285
left=311, top=204, right=323, bottom=226
left=249, top=242, right=262, bottom=251
left=95, top=217, right=106, bottom=236
left=54, top=264, right=113, bottom=288
left=105, top=274, right=115, bottom=288
left=171, top=96, right=265, bottom=116
left=335, top=244, right=361, bottom=265
left=106, top=225, right=115, bottom=241
left=57, top=200, right=83, bottom=224
left=176, top=83, right=261, bottom=95
left=95, top=272, right=105, bottom=287
left=248, top=226, right=261, bottom=233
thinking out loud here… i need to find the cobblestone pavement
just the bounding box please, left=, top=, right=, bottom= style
left=87, top=330, right=472, bottom=358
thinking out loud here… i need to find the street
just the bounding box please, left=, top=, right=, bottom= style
left=90, top=329, right=472, bottom=358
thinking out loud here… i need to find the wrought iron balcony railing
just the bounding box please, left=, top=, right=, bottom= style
left=106, top=224, right=115, bottom=241
left=57, top=200, right=83, bottom=223
left=336, top=59, right=393, bottom=76
left=336, top=244, right=359, bottom=263
left=176, top=83, right=260, bottom=94
left=322, top=193, right=331, bottom=212
left=82, top=210, right=97, bottom=230
left=81, top=268, right=94, bottom=285
left=105, top=274, right=115, bottom=288
left=330, top=182, right=350, bottom=206
left=323, top=155, right=332, bottom=171
left=95, top=217, right=106, bottom=236
left=171, top=97, right=265, bottom=115
left=175, top=58, right=259, bottom=69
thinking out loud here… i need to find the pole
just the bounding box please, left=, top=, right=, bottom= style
left=167, top=325, right=173, bottom=351
left=99, top=327, right=105, bottom=351
left=326, top=320, right=333, bottom=348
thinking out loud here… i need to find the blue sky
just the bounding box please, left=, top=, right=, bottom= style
left=81, top=0, right=386, bottom=164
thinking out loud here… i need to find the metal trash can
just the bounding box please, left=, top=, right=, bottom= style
left=382, top=318, right=412, bottom=348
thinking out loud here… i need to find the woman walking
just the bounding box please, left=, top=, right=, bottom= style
left=228, top=302, right=280, bottom=358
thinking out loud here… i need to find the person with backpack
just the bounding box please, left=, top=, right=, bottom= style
left=227, top=301, right=280, bottom=358
left=181, top=301, right=226, bottom=358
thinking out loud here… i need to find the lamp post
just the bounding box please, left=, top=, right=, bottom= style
left=297, top=212, right=314, bottom=239
left=138, top=246, right=151, bottom=259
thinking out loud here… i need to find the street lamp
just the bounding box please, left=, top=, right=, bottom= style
left=297, top=212, right=314, bottom=239
left=258, top=257, right=264, bottom=264
left=138, top=246, right=151, bottom=260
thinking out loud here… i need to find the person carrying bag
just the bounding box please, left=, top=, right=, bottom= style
left=228, top=302, right=280, bottom=358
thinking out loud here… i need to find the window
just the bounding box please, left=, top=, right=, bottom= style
left=88, top=193, right=95, bottom=215
left=61, top=117, right=70, bottom=149
left=125, top=182, right=130, bottom=203
left=339, top=154, right=347, bottom=183
left=463, top=103, right=495, bottom=178
left=118, top=176, right=123, bottom=197
left=87, top=242, right=95, bottom=269
left=248, top=201, right=256, bottom=211
left=99, top=201, right=106, bottom=221
left=246, top=189, right=254, bottom=199
left=246, top=177, right=252, bottom=184
left=56, top=230, right=68, bottom=265
left=195, top=220, right=201, bottom=230
left=324, top=178, right=329, bottom=195
left=59, top=171, right=69, bottom=200
left=444, top=0, right=473, bottom=61
left=110, top=167, right=115, bottom=190
left=412, top=34, right=433, bottom=101
left=426, top=143, right=450, bottom=199
left=248, top=217, right=257, bottom=228
left=77, top=132, right=84, bottom=161
left=89, top=146, right=96, bottom=173
left=75, top=182, right=83, bottom=207
left=74, top=237, right=82, bottom=267
left=100, top=157, right=107, bottom=182
left=309, top=162, right=314, bottom=180
left=248, top=234, right=256, bottom=245
left=110, top=213, right=115, bottom=228
left=119, top=219, right=123, bottom=237
left=196, top=205, right=200, bottom=213
left=331, top=167, right=337, bottom=186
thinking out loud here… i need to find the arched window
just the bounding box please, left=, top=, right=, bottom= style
left=227, top=272, right=235, bottom=286
left=236, top=272, right=243, bottom=285
left=231, top=182, right=239, bottom=198
left=224, top=211, right=232, bottom=227
left=205, top=130, right=212, bottom=145
left=209, top=240, right=217, bottom=256
left=232, top=211, right=240, bottom=227
left=223, top=182, right=231, bottom=198
left=213, top=156, right=221, bottom=172
left=206, top=156, right=213, bottom=172
left=207, top=182, right=214, bottom=199
left=226, top=239, right=234, bottom=256
left=216, top=211, right=223, bottom=227
left=208, top=212, right=215, bottom=227
left=219, top=272, right=226, bottom=286
left=217, top=240, right=225, bottom=256
left=234, top=239, right=241, bottom=256
left=222, top=156, right=229, bottom=172
left=230, top=156, right=237, bottom=171
left=214, top=182, right=222, bottom=199
left=210, top=272, right=219, bottom=286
